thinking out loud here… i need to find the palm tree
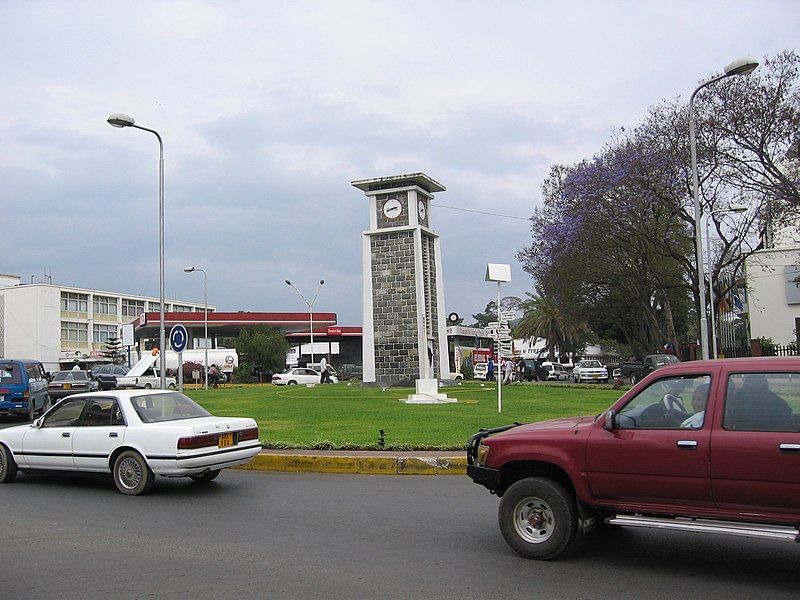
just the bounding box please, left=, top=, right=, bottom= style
left=515, top=292, right=587, bottom=361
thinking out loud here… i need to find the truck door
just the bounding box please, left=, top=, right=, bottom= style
left=586, top=373, right=714, bottom=508
left=710, top=371, right=800, bottom=516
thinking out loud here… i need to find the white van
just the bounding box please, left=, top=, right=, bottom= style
left=540, top=361, right=569, bottom=381
left=473, top=362, right=488, bottom=380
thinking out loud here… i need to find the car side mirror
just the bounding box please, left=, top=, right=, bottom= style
left=32, top=416, right=44, bottom=428
left=603, top=410, right=616, bottom=431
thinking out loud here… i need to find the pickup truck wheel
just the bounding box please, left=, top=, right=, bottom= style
left=168, top=383, right=176, bottom=390
left=143, top=383, right=152, bottom=389
left=498, top=477, right=578, bottom=560
left=630, top=374, right=637, bottom=385
left=0, top=443, right=19, bottom=483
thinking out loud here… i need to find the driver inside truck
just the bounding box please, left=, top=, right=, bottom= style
left=681, top=383, right=710, bottom=428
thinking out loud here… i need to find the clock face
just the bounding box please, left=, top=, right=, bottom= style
left=418, top=199, right=427, bottom=221
left=383, top=198, right=402, bottom=219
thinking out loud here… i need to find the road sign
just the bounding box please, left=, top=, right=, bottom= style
left=169, top=325, right=188, bottom=353
left=499, top=310, right=516, bottom=321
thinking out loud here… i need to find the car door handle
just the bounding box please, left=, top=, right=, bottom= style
left=779, top=443, right=800, bottom=452
left=61, top=432, right=70, bottom=438
left=109, top=432, right=118, bottom=438
left=677, top=440, right=697, bottom=449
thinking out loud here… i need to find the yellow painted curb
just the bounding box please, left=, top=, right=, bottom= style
left=235, top=454, right=467, bottom=475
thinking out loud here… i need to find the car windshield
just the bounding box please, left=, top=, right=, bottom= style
left=582, top=361, right=602, bottom=368
left=129, top=392, right=212, bottom=423
left=0, top=363, right=22, bottom=384
left=53, top=371, right=88, bottom=381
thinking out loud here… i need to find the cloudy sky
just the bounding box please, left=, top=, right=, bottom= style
left=2, top=1, right=798, bottom=326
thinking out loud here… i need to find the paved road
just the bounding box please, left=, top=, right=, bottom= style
left=1, top=469, right=798, bottom=599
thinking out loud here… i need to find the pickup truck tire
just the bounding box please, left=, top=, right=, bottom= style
left=113, top=450, right=155, bottom=496
left=143, top=383, right=152, bottom=389
left=0, top=443, right=18, bottom=483
left=498, top=477, right=578, bottom=560
left=168, top=383, right=176, bottom=390
left=630, top=374, right=638, bottom=385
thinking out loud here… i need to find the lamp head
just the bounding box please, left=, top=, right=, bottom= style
left=285, top=280, right=292, bottom=286
left=319, top=280, right=325, bottom=285
left=107, top=113, right=136, bottom=128
left=723, top=58, right=759, bottom=77
left=183, top=266, right=195, bottom=273
left=729, top=203, right=748, bottom=213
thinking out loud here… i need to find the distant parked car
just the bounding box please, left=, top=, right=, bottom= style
left=91, top=364, right=130, bottom=390
left=48, top=370, right=100, bottom=400
left=572, top=360, right=608, bottom=383
left=540, top=361, right=569, bottom=381
left=518, top=359, right=548, bottom=382
left=272, top=368, right=338, bottom=386
left=0, top=359, right=50, bottom=420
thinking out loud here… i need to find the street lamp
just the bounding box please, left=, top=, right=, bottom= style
left=184, top=266, right=208, bottom=389
left=285, top=279, right=325, bottom=366
left=108, top=112, right=167, bottom=389
left=689, top=57, right=758, bottom=360
left=705, top=203, right=748, bottom=359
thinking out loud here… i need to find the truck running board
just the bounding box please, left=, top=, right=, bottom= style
left=606, top=515, right=800, bottom=543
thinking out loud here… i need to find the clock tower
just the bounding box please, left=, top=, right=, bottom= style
left=352, top=173, right=451, bottom=387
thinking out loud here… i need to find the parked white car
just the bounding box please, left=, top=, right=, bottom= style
left=540, top=361, right=569, bottom=381
left=271, top=368, right=338, bottom=386
left=473, top=362, right=488, bottom=381
left=572, top=359, right=609, bottom=383
left=0, top=390, right=261, bottom=495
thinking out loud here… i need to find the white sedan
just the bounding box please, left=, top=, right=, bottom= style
left=271, top=367, right=338, bottom=385
left=572, top=359, right=609, bottom=383
left=0, top=390, right=261, bottom=495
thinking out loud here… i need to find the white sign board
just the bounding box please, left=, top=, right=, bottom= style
left=120, top=323, right=135, bottom=347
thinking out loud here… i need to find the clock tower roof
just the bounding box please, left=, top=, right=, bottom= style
left=351, top=172, right=446, bottom=194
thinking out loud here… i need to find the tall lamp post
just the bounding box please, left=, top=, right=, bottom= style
left=285, top=279, right=324, bottom=366
left=705, top=204, right=747, bottom=359
left=108, top=113, right=166, bottom=389
left=184, top=266, right=208, bottom=389
left=689, top=58, right=758, bottom=360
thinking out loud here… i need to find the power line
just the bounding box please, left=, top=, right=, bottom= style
left=431, top=202, right=531, bottom=221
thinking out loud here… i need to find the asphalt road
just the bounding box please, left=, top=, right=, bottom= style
left=1, top=469, right=798, bottom=600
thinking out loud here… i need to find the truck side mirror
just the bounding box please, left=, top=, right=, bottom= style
left=603, top=410, right=616, bottom=431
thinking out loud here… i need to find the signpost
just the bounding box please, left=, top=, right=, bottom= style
left=169, top=324, right=188, bottom=391
left=486, top=263, right=512, bottom=413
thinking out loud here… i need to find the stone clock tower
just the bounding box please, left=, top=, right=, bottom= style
left=352, top=173, right=451, bottom=387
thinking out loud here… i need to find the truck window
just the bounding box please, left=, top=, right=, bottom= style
left=617, top=375, right=711, bottom=429
left=723, top=372, right=798, bottom=432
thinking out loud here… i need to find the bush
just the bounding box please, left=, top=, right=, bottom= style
left=460, top=358, right=474, bottom=380
left=234, top=361, right=258, bottom=384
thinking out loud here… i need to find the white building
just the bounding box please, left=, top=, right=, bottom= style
left=744, top=216, right=800, bottom=345
left=0, top=274, right=212, bottom=372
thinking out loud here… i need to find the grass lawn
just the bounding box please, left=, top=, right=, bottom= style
left=184, top=381, right=626, bottom=450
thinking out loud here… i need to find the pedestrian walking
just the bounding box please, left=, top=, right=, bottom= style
left=503, top=357, right=514, bottom=384
left=319, top=356, right=331, bottom=384
left=487, top=357, right=495, bottom=382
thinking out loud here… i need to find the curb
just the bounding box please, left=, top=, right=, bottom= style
left=235, top=451, right=468, bottom=476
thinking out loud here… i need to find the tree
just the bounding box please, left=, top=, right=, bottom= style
left=103, top=336, right=125, bottom=365
left=514, top=291, right=589, bottom=360
left=235, top=326, right=288, bottom=374
left=469, top=297, right=522, bottom=327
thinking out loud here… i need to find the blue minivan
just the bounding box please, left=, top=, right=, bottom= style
left=0, top=359, right=50, bottom=421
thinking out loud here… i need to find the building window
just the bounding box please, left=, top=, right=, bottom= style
left=173, top=304, right=193, bottom=312
left=93, top=324, right=117, bottom=343
left=148, top=302, right=163, bottom=312
left=93, top=295, right=118, bottom=316
left=61, top=321, right=88, bottom=342
left=122, top=299, right=144, bottom=318
left=60, top=292, right=88, bottom=313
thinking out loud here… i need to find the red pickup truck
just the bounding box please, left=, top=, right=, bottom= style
left=467, top=357, right=800, bottom=560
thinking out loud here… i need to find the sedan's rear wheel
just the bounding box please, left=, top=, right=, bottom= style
left=190, top=469, right=220, bottom=483
left=287, top=380, right=297, bottom=386
left=113, top=451, right=155, bottom=496
left=0, top=444, right=19, bottom=483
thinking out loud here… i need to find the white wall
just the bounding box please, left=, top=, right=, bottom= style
left=745, top=247, right=800, bottom=345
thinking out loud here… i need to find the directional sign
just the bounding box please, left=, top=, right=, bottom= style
left=499, top=311, right=517, bottom=321
left=169, top=325, right=188, bottom=353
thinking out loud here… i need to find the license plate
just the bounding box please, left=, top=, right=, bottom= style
left=0, top=395, right=4, bottom=402
left=63, top=383, right=71, bottom=389
left=218, top=432, right=234, bottom=448
left=591, top=375, right=599, bottom=379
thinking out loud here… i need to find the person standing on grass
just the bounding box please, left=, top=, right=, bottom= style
left=487, top=357, right=495, bottom=382
left=503, top=357, right=514, bottom=384
left=319, top=356, right=330, bottom=384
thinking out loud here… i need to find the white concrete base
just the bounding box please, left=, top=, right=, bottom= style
left=403, top=378, right=457, bottom=404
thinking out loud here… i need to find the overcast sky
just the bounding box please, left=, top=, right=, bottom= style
left=2, top=1, right=798, bottom=326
